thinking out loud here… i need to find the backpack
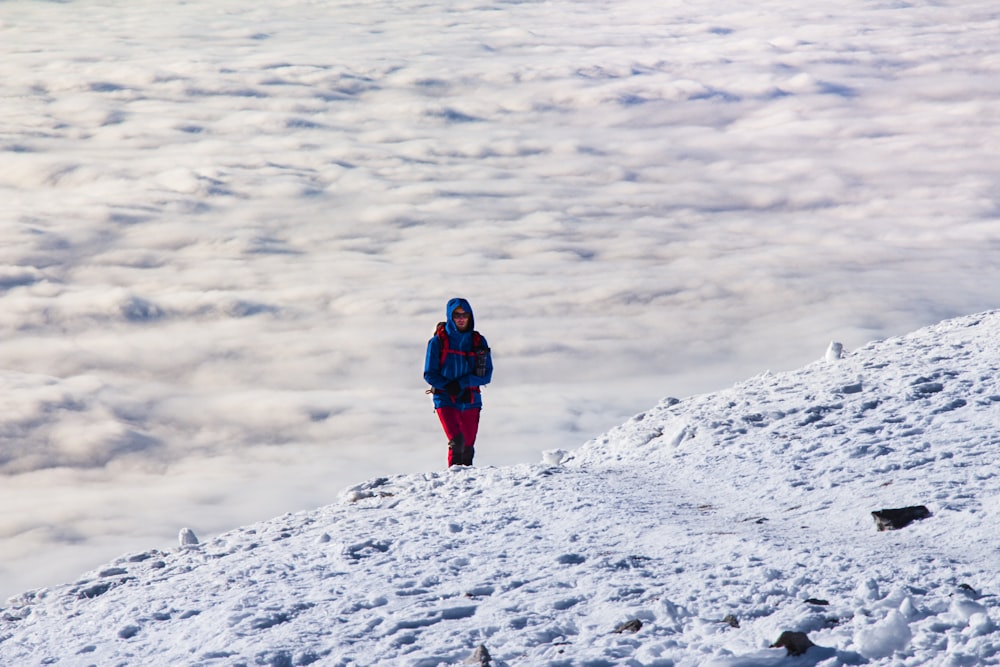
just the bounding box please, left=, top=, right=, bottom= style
left=434, top=321, right=485, bottom=369
left=427, top=322, right=490, bottom=400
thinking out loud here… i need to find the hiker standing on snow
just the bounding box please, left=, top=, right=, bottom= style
left=424, top=298, right=493, bottom=467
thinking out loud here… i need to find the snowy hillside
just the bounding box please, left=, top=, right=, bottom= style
left=2, top=311, right=999, bottom=666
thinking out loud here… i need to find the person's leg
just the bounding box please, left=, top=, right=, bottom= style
left=436, top=407, right=465, bottom=467
left=457, top=408, right=481, bottom=466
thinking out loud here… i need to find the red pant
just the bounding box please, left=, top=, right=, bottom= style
left=436, top=407, right=480, bottom=467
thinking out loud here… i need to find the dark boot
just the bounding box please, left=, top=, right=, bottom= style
left=447, top=434, right=465, bottom=467
left=462, top=446, right=475, bottom=467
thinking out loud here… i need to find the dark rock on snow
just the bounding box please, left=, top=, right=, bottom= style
left=614, top=619, right=643, bottom=634
left=468, top=643, right=492, bottom=666
left=771, top=630, right=815, bottom=656
left=871, top=505, right=931, bottom=531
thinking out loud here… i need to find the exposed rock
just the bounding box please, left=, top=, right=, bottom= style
left=722, top=614, right=740, bottom=628
left=614, top=619, right=643, bottom=634
left=179, top=527, right=199, bottom=547
left=99, top=567, right=129, bottom=577
left=467, top=643, right=492, bottom=666
left=957, top=583, right=980, bottom=598
left=872, top=505, right=931, bottom=531
left=542, top=448, right=569, bottom=466
left=840, top=380, right=863, bottom=394
left=771, top=631, right=815, bottom=656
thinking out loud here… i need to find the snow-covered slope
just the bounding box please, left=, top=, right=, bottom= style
left=2, top=312, right=999, bottom=666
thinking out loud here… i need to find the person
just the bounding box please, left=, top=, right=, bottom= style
left=424, top=298, right=493, bottom=467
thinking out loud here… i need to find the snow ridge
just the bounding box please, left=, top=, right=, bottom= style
left=2, top=311, right=999, bottom=666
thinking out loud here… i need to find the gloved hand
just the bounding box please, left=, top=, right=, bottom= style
left=445, top=380, right=462, bottom=398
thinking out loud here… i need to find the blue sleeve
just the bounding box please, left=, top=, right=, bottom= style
left=423, top=337, right=449, bottom=389
left=463, top=335, right=492, bottom=388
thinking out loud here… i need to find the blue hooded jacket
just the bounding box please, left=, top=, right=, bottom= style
left=424, top=298, right=493, bottom=410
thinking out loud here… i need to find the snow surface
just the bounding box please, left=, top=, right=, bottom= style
left=2, top=311, right=998, bottom=666
left=3, top=0, right=1000, bottom=602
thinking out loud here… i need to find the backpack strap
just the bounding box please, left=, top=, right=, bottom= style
left=435, top=322, right=483, bottom=367
left=435, top=322, right=448, bottom=367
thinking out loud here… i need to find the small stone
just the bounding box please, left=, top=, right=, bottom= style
left=542, top=449, right=569, bottom=466
left=467, top=643, right=492, bottom=666
left=871, top=505, right=931, bottom=531
left=178, top=527, right=199, bottom=547
left=99, top=567, right=128, bottom=577
left=957, top=583, right=979, bottom=598
left=614, top=619, right=643, bottom=634
left=771, top=631, right=814, bottom=656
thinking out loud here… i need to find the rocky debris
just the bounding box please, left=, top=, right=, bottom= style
left=722, top=614, right=740, bottom=628
left=179, top=527, right=199, bottom=548
left=771, top=631, right=815, bottom=656
left=872, top=505, right=931, bottom=531
left=467, top=643, right=492, bottom=666
left=957, top=583, right=980, bottom=598
left=73, top=577, right=135, bottom=601
left=613, top=619, right=643, bottom=634
left=542, top=448, right=569, bottom=466
left=343, top=477, right=396, bottom=503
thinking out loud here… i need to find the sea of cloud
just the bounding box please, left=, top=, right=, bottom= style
left=1, top=0, right=997, bottom=600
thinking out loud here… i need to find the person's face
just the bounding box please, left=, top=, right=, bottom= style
left=452, top=308, right=471, bottom=332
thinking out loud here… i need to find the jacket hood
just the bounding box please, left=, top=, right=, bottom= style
left=445, top=297, right=475, bottom=335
